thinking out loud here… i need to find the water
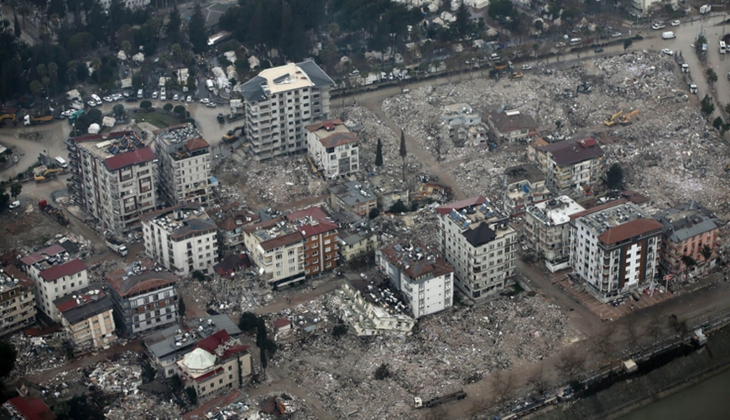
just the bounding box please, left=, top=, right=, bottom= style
left=618, top=368, right=730, bottom=420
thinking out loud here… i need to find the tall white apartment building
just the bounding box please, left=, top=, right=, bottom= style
left=377, top=242, right=454, bottom=319
left=142, top=204, right=219, bottom=277
left=569, top=200, right=663, bottom=302
left=19, top=244, right=89, bottom=321
left=241, top=61, right=335, bottom=161
left=155, top=124, right=212, bottom=206
left=242, top=217, right=305, bottom=286
left=437, top=196, right=517, bottom=300
left=305, top=119, right=360, bottom=179
left=524, top=196, right=585, bottom=272
left=67, top=130, right=157, bottom=235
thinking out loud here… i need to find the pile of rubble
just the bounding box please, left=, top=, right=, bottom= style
left=105, top=393, right=181, bottom=420
left=10, top=334, right=67, bottom=377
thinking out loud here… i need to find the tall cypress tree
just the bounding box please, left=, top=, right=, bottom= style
left=13, top=9, right=21, bottom=39
left=375, top=138, right=383, bottom=167
left=189, top=3, right=207, bottom=54
left=399, top=129, right=407, bottom=181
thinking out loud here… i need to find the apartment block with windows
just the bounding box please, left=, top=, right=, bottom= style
left=54, top=287, right=116, bottom=349
left=535, top=137, right=604, bottom=196
left=67, top=130, right=157, bottom=235
left=437, top=196, right=517, bottom=300
left=106, top=268, right=178, bottom=335
left=242, top=218, right=304, bottom=286
left=502, top=163, right=551, bottom=217
left=286, top=207, right=339, bottom=276
left=0, top=266, right=37, bottom=337
left=210, top=202, right=261, bottom=250
left=569, top=200, right=662, bottom=302
left=329, top=181, right=378, bottom=217
left=155, top=124, right=212, bottom=206
left=142, top=204, right=219, bottom=277
left=524, top=196, right=585, bottom=272
left=331, top=211, right=378, bottom=263
left=306, top=119, right=359, bottom=179
left=241, top=61, right=334, bottom=161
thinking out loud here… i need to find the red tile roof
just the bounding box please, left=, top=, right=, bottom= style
left=286, top=207, right=337, bottom=238
left=318, top=132, right=359, bottom=148
left=106, top=269, right=178, bottom=297
left=273, top=318, right=291, bottom=329
left=184, top=137, right=210, bottom=152
left=4, top=396, right=56, bottom=420
left=104, top=147, right=156, bottom=171
left=261, top=232, right=303, bottom=251
left=305, top=119, right=344, bottom=132
left=598, top=219, right=663, bottom=245
left=19, top=244, right=66, bottom=265
left=197, top=329, right=249, bottom=360
left=55, top=289, right=106, bottom=313
left=436, top=196, right=487, bottom=215
left=39, top=259, right=87, bottom=282
left=287, top=207, right=329, bottom=221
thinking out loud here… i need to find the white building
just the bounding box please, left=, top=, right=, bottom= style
left=330, top=279, right=416, bottom=336
left=437, top=196, right=517, bottom=300
left=240, top=61, right=335, bottom=161
left=441, top=103, right=488, bottom=145
left=242, top=217, right=305, bottom=286
left=19, top=244, right=89, bottom=321
left=67, top=130, right=158, bottom=235
left=305, top=119, right=360, bottom=179
left=142, top=204, right=219, bottom=277
left=377, top=242, right=454, bottom=319
left=570, top=200, right=663, bottom=302
left=502, top=164, right=551, bottom=217
left=155, top=124, right=213, bottom=206
left=524, top=196, right=585, bottom=272
left=0, top=266, right=37, bottom=337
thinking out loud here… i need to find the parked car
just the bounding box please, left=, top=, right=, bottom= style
left=112, top=93, right=123, bottom=101
left=652, top=22, right=666, bottom=30
left=594, top=47, right=604, bottom=53
left=186, top=96, right=192, bottom=103
left=152, top=91, right=158, bottom=99
left=103, top=96, right=113, bottom=102
left=200, top=98, right=210, bottom=104
left=611, top=32, right=622, bottom=38
left=521, top=64, right=532, bottom=70
left=206, top=102, right=217, bottom=108
left=160, top=94, right=166, bottom=101
left=671, top=20, right=680, bottom=27
left=9, top=200, right=20, bottom=209
left=173, top=94, right=179, bottom=101
left=661, top=48, right=674, bottom=56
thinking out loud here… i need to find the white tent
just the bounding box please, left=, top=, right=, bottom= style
left=88, top=123, right=101, bottom=134
left=117, top=50, right=128, bottom=61
left=132, top=53, right=145, bottom=63
left=102, top=116, right=116, bottom=127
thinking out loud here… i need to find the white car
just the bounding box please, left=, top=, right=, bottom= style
left=200, top=98, right=210, bottom=104
left=103, top=96, right=113, bottom=102
left=160, top=94, right=166, bottom=101
left=186, top=96, right=192, bottom=102
left=9, top=200, right=20, bottom=209
left=522, top=64, right=532, bottom=70
left=152, top=91, right=158, bottom=99
left=611, top=32, right=622, bottom=38
left=87, top=100, right=96, bottom=107
left=206, top=102, right=217, bottom=108
left=652, top=23, right=666, bottom=30
left=671, top=20, right=680, bottom=27
left=173, top=94, right=179, bottom=101
left=661, top=48, right=674, bottom=56
left=112, top=93, right=123, bottom=101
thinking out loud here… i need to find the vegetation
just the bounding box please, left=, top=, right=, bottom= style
left=177, top=296, right=186, bottom=318
left=191, top=270, right=205, bottom=282
left=399, top=129, right=407, bottom=182
left=707, top=68, right=718, bottom=87
left=368, top=208, right=380, bottom=220
left=388, top=200, right=408, bottom=214
left=375, top=138, right=383, bottom=167
left=10, top=183, right=22, bottom=199
left=713, top=116, right=724, bottom=130
left=141, top=360, right=157, bottom=382
left=0, top=341, right=16, bottom=378
left=332, top=324, right=348, bottom=338
left=185, top=386, right=198, bottom=405
left=238, top=312, right=259, bottom=332
left=140, top=100, right=152, bottom=111
left=606, top=163, right=624, bottom=190
left=374, top=363, right=391, bottom=380
left=701, top=95, right=715, bottom=116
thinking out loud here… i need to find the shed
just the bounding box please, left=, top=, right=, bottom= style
left=273, top=318, right=291, bottom=333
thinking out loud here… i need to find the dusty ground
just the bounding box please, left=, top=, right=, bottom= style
left=0, top=202, right=69, bottom=253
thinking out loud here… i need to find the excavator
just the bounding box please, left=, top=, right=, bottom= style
left=619, top=109, right=640, bottom=125
left=0, top=107, right=19, bottom=126
left=33, top=165, right=64, bottom=182
left=603, top=111, right=623, bottom=127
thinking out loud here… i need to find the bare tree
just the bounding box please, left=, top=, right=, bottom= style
left=424, top=406, right=448, bottom=420
left=623, top=321, right=639, bottom=350
left=556, top=349, right=586, bottom=381
left=647, top=311, right=666, bottom=343
left=591, top=323, right=616, bottom=361
left=490, top=370, right=516, bottom=403
left=467, top=395, right=493, bottom=417
left=527, top=364, right=551, bottom=394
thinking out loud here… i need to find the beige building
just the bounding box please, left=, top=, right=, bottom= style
left=535, top=137, right=604, bottom=196
left=0, top=266, right=37, bottom=337
left=211, top=202, right=260, bottom=250
left=330, top=279, right=415, bottom=336
left=67, top=130, right=158, bottom=235
left=55, top=287, right=116, bottom=349
left=306, top=119, right=360, bottom=179
left=155, top=124, right=213, bottom=206
left=242, top=217, right=305, bottom=286
left=502, top=164, right=551, bottom=217
left=332, top=211, right=378, bottom=263
left=524, top=196, right=585, bottom=272
left=177, top=329, right=252, bottom=399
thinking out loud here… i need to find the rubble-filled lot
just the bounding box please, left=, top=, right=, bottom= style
left=0, top=203, right=71, bottom=252
left=270, top=294, right=580, bottom=419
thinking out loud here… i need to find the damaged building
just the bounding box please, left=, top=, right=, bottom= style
left=524, top=196, right=585, bottom=272
left=0, top=265, right=37, bottom=337
left=441, top=103, right=487, bottom=146
left=535, top=137, right=604, bottom=196
left=155, top=124, right=213, bottom=206
left=329, top=181, right=378, bottom=217
left=306, top=119, right=360, bottom=179
left=54, top=287, right=117, bottom=350
left=486, top=108, right=538, bottom=143
left=502, top=163, right=551, bottom=217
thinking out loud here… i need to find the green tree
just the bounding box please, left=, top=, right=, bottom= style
left=238, top=312, right=259, bottom=332
left=30, top=80, right=42, bottom=98
left=374, top=363, right=390, bottom=380
left=185, top=387, right=197, bottom=405
left=368, top=208, right=380, bottom=220
left=375, top=138, right=383, bottom=167
left=332, top=324, right=348, bottom=338
left=141, top=360, right=157, bottom=382
left=113, top=104, right=125, bottom=118
left=389, top=200, right=408, bottom=213
left=623, top=39, right=633, bottom=50
left=168, top=5, right=181, bottom=36
left=724, top=103, right=730, bottom=115
left=87, top=109, right=102, bottom=124
left=713, top=116, right=724, bottom=130
left=454, top=1, right=472, bottom=38
left=10, top=183, right=21, bottom=199
left=259, top=346, right=267, bottom=373
left=606, top=163, right=623, bottom=190
left=256, top=318, right=267, bottom=348
left=177, top=296, right=186, bottom=318
left=47, top=63, right=58, bottom=97
left=163, top=103, right=173, bottom=112
left=701, top=94, right=715, bottom=116
left=700, top=245, right=712, bottom=261
left=173, top=105, right=186, bottom=116
left=707, top=68, right=718, bottom=87
left=696, top=35, right=707, bottom=55
left=488, top=0, right=514, bottom=21
left=189, top=3, right=207, bottom=54
left=140, top=100, right=152, bottom=111
left=681, top=255, right=696, bottom=269
left=399, top=129, right=407, bottom=182
left=121, top=40, right=132, bottom=56
left=14, top=9, right=21, bottom=38
left=0, top=341, right=17, bottom=378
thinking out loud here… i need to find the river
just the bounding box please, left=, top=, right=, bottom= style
left=618, top=368, right=730, bottom=420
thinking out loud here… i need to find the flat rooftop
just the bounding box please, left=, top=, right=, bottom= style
left=329, top=182, right=377, bottom=207
left=74, top=131, right=154, bottom=171
left=527, top=196, right=585, bottom=226
left=142, top=204, right=216, bottom=239
left=380, top=242, right=453, bottom=281
left=241, top=60, right=334, bottom=102
left=155, top=124, right=210, bottom=160
left=243, top=217, right=303, bottom=251
left=504, top=163, right=545, bottom=186
left=306, top=120, right=359, bottom=148
left=439, top=197, right=514, bottom=241
left=574, top=201, right=662, bottom=245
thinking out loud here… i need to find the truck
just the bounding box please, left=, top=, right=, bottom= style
left=414, top=390, right=466, bottom=409
left=206, top=79, right=215, bottom=91
left=700, top=4, right=711, bottom=14
left=662, top=31, right=676, bottom=40
left=0, top=107, right=20, bottom=126
left=23, top=115, right=53, bottom=126
left=105, top=236, right=128, bottom=257
left=38, top=200, right=70, bottom=226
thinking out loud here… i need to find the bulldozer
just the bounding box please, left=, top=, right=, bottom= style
left=510, top=72, right=523, bottom=79
left=33, top=165, right=64, bottom=182
left=619, top=109, right=639, bottom=125
left=603, top=111, right=623, bottom=127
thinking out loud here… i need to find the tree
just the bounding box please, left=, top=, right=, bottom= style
left=141, top=360, right=157, bottom=382
left=374, top=363, right=390, bottom=380
left=87, top=109, right=102, bottom=124
left=700, top=245, right=712, bottom=261
left=332, top=324, right=347, bottom=338
left=9, top=184, right=21, bottom=199
left=14, top=9, right=21, bottom=38
left=0, top=341, right=17, bottom=378
left=185, top=387, right=197, bottom=405
left=256, top=318, right=267, bottom=348
left=368, top=208, right=380, bottom=220
left=707, top=68, right=718, bottom=87
left=454, top=1, right=472, bottom=38
left=725, top=103, right=730, bottom=115
left=488, top=0, right=515, bottom=21
left=189, top=3, right=207, bottom=54
left=113, top=104, right=125, bottom=118
left=713, top=116, right=724, bottom=130
left=140, top=100, right=152, bottom=111
left=399, top=129, right=407, bottom=182
left=239, top=312, right=259, bottom=333
left=163, top=103, right=173, bottom=112
left=696, top=35, right=707, bottom=55
left=259, top=346, right=267, bottom=373
left=177, top=296, right=186, bottom=317
left=375, top=138, right=383, bottom=167
left=389, top=200, right=408, bottom=213
left=623, top=39, right=633, bottom=50
left=490, top=369, right=516, bottom=402
left=606, top=163, right=624, bottom=190
left=173, top=105, right=186, bottom=116
left=191, top=270, right=205, bottom=281
left=167, top=5, right=181, bottom=37
left=681, top=255, right=697, bottom=269
left=30, top=80, right=42, bottom=98
left=701, top=94, right=715, bottom=116
left=556, top=349, right=585, bottom=380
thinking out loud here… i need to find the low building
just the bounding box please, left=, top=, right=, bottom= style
left=155, top=124, right=213, bottom=206
left=106, top=268, right=179, bottom=336
left=486, top=109, right=538, bottom=142
left=142, top=204, right=219, bottom=277
left=332, top=212, right=378, bottom=263
left=370, top=174, right=410, bottom=210
left=286, top=207, right=339, bottom=276
left=655, top=201, right=723, bottom=278
left=177, top=329, right=252, bottom=399
left=54, top=287, right=116, bottom=350
left=535, top=137, right=604, bottom=196
left=242, top=218, right=305, bottom=286
left=213, top=254, right=250, bottom=279
left=210, top=202, right=260, bottom=250
left=19, top=244, right=88, bottom=321
left=330, top=279, right=416, bottom=336
left=441, top=103, right=488, bottom=146
left=377, top=242, right=454, bottom=319
left=570, top=200, right=662, bottom=302
left=306, top=119, right=360, bottom=179
left=502, top=164, right=551, bottom=217
left=524, top=196, right=585, bottom=272
left=329, top=181, right=377, bottom=217
left=2, top=395, right=56, bottom=420
left=0, top=266, right=37, bottom=337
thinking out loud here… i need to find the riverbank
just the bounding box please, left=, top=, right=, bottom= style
left=530, top=324, right=730, bottom=420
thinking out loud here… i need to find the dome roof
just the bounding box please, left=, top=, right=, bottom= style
left=182, top=348, right=216, bottom=371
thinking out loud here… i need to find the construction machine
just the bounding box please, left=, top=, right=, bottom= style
left=414, top=390, right=467, bottom=409
left=619, top=109, right=640, bottom=125
left=0, top=107, right=20, bottom=126
left=33, top=165, right=64, bottom=182
left=23, top=114, right=53, bottom=126
left=510, top=72, right=523, bottom=79
left=603, top=111, right=623, bottom=127
left=494, top=62, right=509, bottom=71
left=38, top=200, right=70, bottom=226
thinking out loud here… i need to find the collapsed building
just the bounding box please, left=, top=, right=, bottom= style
left=0, top=265, right=36, bottom=337
left=54, top=287, right=116, bottom=350
left=441, top=103, right=488, bottom=146
left=502, top=163, right=551, bottom=217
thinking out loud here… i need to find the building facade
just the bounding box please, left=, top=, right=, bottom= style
left=524, top=196, right=585, bottom=272
left=106, top=269, right=178, bottom=335
left=242, top=218, right=304, bottom=286
left=155, top=124, right=212, bottom=206
left=437, top=197, right=517, bottom=299
left=55, top=288, right=116, bottom=349
left=286, top=207, right=339, bottom=277
left=241, top=61, right=335, bottom=161
left=502, top=164, right=551, bottom=217
left=441, top=103, right=488, bottom=146
left=486, top=109, right=538, bottom=142
left=329, top=182, right=377, bottom=217
left=0, top=266, right=37, bottom=337
left=142, top=204, right=219, bottom=277
left=67, top=131, right=157, bottom=235
left=535, top=137, right=604, bottom=196
left=570, top=201, right=662, bottom=302
left=306, top=119, right=360, bottom=179
left=377, top=242, right=454, bottom=319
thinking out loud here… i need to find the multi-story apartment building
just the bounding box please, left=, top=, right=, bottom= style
left=142, top=204, right=219, bottom=277
left=242, top=218, right=304, bottom=286
left=486, top=109, right=538, bottom=142
left=331, top=279, right=416, bottom=336
left=535, top=137, right=604, bottom=196
left=286, top=207, right=339, bottom=276
left=155, top=124, right=212, bottom=206
left=106, top=268, right=178, bottom=335
left=655, top=201, right=722, bottom=277
left=0, top=266, right=37, bottom=337
left=211, top=202, right=260, bottom=250
left=306, top=119, right=360, bottom=179
left=177, top=329, right=252, bottom=399
left=329, top=182, right=378, bottom=217
left=437, top=196, right=517, bottom=299
left=332, top=211, right=378, bottom=263
left=377, top=241, right=454, bottom=318
left=19, top=244, right=88, bottom=321
left=569, top=200, right=662, bottom=302
left=441, top=103, right=488, bottom=146
left=502, top=163, right=551, bottom=217
left=524, top=196, right=585, bottom=272
left=67, top=130, right=157, bottom=235
left=54, top=287, right=116, bottom=349
left=241, top=61, right=335, bottom=161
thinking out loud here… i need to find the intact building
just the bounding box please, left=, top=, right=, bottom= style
left=54, top=287, right=116, bottom=349
left=524, top=196, right=585, bottom=272
left=570, top=200, right=662, bottom=302
left=242, top=218, right=304, bottom=286
left=286, top=207, right=339, bottom=276
left=0, top=266, right=37, bottom=337
left=155, top=124, right=213, bottom=206
left=441, top=103, right=488, bottom=145
left=437, top=196, right=517, bottom=299
left=535, top=137, right=604, bottom=195
left=19, top=244, right=88, bottom=321
left=241, top=61, right=335, bottom=161
left=486, top=109, right=538, bottom=142
left=377, top=241, right=454, bottom=319
left=142, top=204, right=219, bottom=277
left=306, top=119, right=360, bottom=179
left=329, top=181, right=377, bottom=217
left=106, top=268, right=178, bottom=335
left=502, top=164, right=551, bottom=217
left=67, top=130, right=157, bottom=235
